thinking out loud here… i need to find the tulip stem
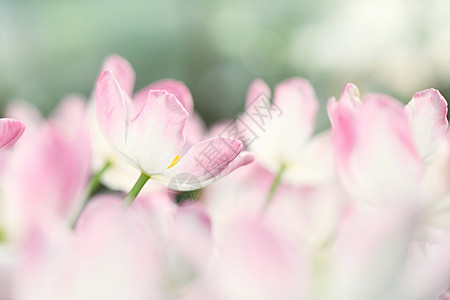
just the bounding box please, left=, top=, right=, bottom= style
left=122, top=172, right=151, bottom=207
left=263, top=164, right=286, bottom=210
left=86, top=161, right=112, bottom=197
left=70, top=161, right=111, bottom=228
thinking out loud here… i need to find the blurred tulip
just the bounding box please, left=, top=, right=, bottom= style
left=242, top=78, right=334, bottom=185
left=1, top=97, right=91, bottom=239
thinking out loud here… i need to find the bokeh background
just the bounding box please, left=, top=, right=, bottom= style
left=2, top=0, right=450, bottom=130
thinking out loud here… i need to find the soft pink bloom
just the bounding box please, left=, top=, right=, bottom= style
left=330, top=85, right=449, bottom=203
left=96, top=55, right=250, bottom=191
left=76, top=194, right=213, bottom=299
left=1, top=98, right=91, bottom=237
left=89, top=57, right=210, bottom=193
left=14, top=195, right=159, bottom=300
left=332, top=93, right=423, bottom=202
left=0, top=118, right=25, bottom=150
left=240, top=78, right=334, bottom=185
left=331, top=84, right=450, bottom=242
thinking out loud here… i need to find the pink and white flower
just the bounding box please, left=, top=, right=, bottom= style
left=95, top=55, right=251, bottom=191
left=242, top=78, right=334, bottom=185
left=330, top=84, right=448, bottom=203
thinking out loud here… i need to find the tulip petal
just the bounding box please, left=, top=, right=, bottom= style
left=0, top=118, right=25, bottom=149
left=405, top=88, right=448, bottom=161
left=331, top=207, right=413, bottom=299
left=126, top=90, right=188, bottom=174
left=96, top=71, right=131, bottom=153
left=134, top=79, right=194, bottom=115
left=191, top=151, right=255, bottom=189
left=339, top=83, right=361, bottom=107
left=286, top=130, right=335, bottom=184
left=159, top=137, right=244, bottom=191
left=249, top=78, right=318, bottom=165
left=215, top=216, right=304, bottom=300
left=101, top=54, right=136, bottom=96
left=327, top=83, right=361, bottom=125
left=273, top=77, right=318, bottom=144
left=246, top=79, right=271, bottom=107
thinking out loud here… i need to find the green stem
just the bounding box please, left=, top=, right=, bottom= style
left=122, top=173, right=151, bottom=207
left=86, top=161, right=112, bottom=197
left=71, top=161, right=111, bottom=228
left=263, top=164, right=286, bottom=210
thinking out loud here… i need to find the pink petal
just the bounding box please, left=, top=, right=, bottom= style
left=333, top=95, right=423, bottom=201
left=194, top=151, right=255, bottom=189
left=75, top=195, right=122, bottom=233
left=273, top=77, right=319, bottom=144
left=162, top=137, right=244, bottom=191
left=0, top=118, right=25, bottom=149
left=50, top=94, right=87, bottom=135
left=405, top=88, right=449, bottom=161
left=399, top=241, right=450, bottom=299
left=2, top=124, right=91, bottom=233
left=246, top=79, right=271, bottom=107
left=101, top=54, right=136, bottom=96
left=326, top=96, right=338, bottom=125
left=285, top=130, right=335, bottom=184
left=134, top=79, right=194, bottom=115
left=331, top=207, right=414, bottom=299
left=96, top=71, right=131, bottom=153
left=339, top=83, right=361, bottom=106
left=183, top=112, right=207, bottom=147
left=215, top=216, right=304, bottom=299
left=126, top=90, right=188, bottom=174
left=69, top=195, right=160, bottom=299
left=328, top=83, right=361, bottom=125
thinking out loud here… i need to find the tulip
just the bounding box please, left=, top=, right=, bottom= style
left=89, top=55, right=202, bottom=193
left=95, top=58, right=250, bottom=204
left=242, top=78, right=334, bottom=187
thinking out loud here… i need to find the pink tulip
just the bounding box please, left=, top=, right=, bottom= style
left=96, top=55, right=250, bottom=191
left=89, top=56, right=209, bottom=193
left=15, top=195, right=160, bottom=300
left=331, top=84, right=450, bottom=243
left=77, top=194, right=213, bottom=298
left=331, top=89, right=424, bottom=202
left=240, top=78, right=334, bottom=185
left=1, top=98, right=91, bottom=237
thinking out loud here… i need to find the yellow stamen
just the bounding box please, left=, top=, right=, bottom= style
left=167, top=155, right=181, bottom=169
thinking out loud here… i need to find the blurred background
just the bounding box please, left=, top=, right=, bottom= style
left=1, top=0, right=450, bottom=130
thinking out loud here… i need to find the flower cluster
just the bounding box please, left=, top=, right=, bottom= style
left=1, top=55, right=450, bottom=300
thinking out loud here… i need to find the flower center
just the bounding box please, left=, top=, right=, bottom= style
left=167, top=155, right=181, bottom=169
